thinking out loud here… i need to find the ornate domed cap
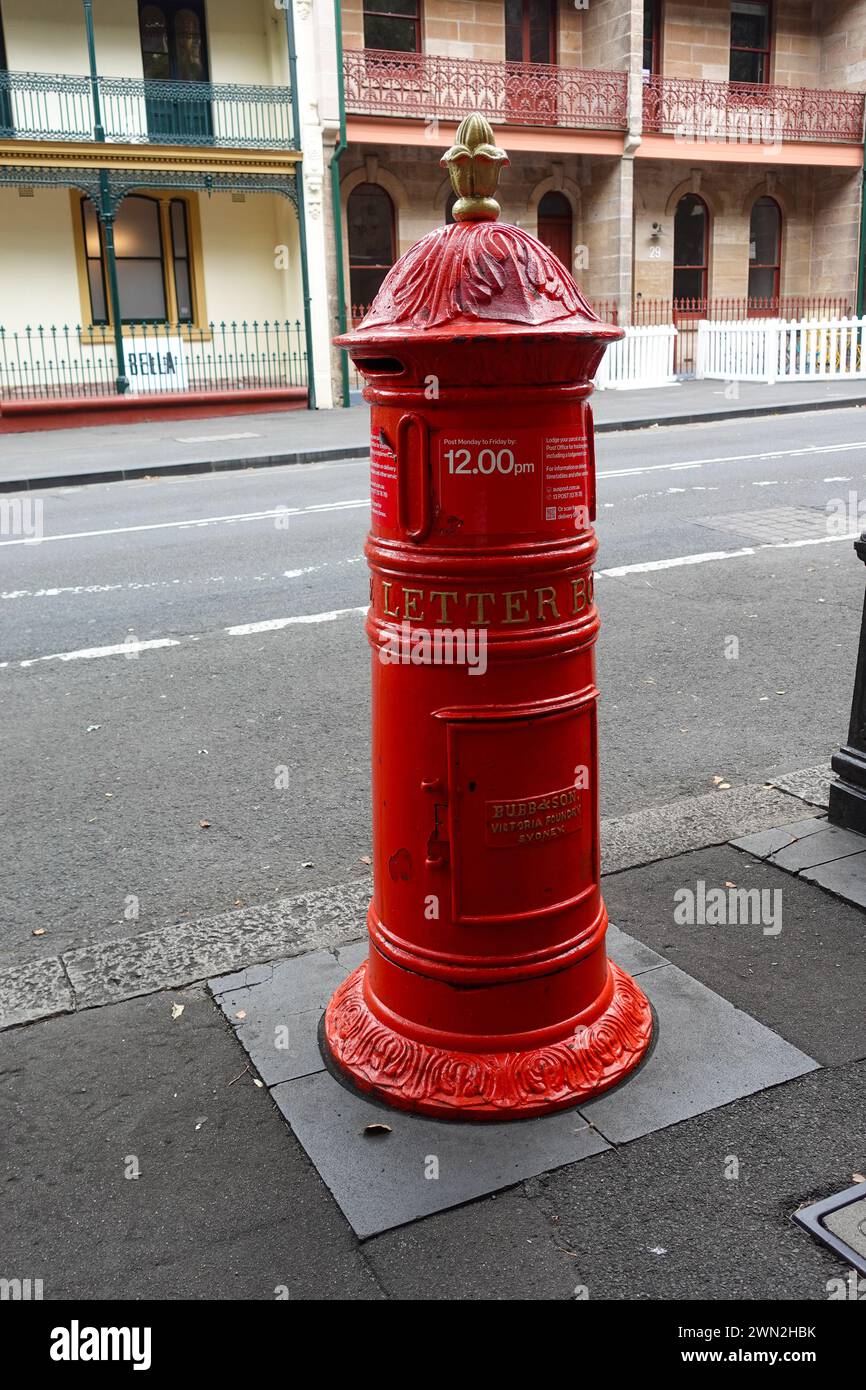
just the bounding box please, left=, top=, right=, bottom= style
left=339, top=115, right=621, bottom=343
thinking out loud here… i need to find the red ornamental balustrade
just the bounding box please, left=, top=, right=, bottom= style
left=344, top=48, right=629, bottom=131
left=643, top=74, right=865, bottom=145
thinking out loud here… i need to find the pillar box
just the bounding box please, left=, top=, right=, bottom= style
left=323, top=115, right=653, bottom=1120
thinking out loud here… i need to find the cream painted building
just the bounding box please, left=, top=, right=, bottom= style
left=0, top=0, right=340, bottom=409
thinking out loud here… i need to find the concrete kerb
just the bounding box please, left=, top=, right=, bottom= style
left=0, top=779, right=812, bottom=1033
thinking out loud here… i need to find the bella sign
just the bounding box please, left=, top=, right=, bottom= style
left=122, top=333, right=188, bottom=394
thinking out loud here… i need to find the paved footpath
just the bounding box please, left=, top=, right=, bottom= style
left=4, top=767, right=866, bottom=1300
left=3, top=377, right=866, bottom=490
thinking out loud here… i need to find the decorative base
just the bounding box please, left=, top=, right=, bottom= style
left=323, top=960, right=654, bottom=1122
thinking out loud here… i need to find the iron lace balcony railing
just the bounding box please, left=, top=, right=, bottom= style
left=0, top=321, right=308, bottom=400
left=0, top=70, right=295, bottom=148
left=343, top=48, right=628, bottom=130
left=642, top=74, right=866, bottom=145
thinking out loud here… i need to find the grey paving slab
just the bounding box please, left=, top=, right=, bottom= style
left=0, top=956, right=74, bottom=1030
left=800, top=850, right=866, bottom=908
left=731, top=817, right=828, bottom=860
left=577, top=964, right=818, bottom=1146
left=217, top=922, right=817, bottom=1238
left=768, top=825, right=866, bottom=873
left=605, top=922, right=668, bottom=976
left=272, top=1067, right=611, bottom=1239
left=210, top=928, right=662, bottom=1090
left=209, top=948, right=349, bottom=1086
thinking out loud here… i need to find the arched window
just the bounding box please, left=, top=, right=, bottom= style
left=80, top=194, right=196, bottom=325
left=348, top=183, right=395, bottom=315
left=537, top=191, right=573, bottom=272
left=673, top=193, right=709, bottom=304
left=748, top=196, right=782, bottom=304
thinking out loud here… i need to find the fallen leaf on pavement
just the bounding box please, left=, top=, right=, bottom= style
left=33, top=928, right=46, bottom=937
left=199, top=820, right=211, bottom=829
left=171, top=1003, right=184, bottom=1019
left=362, top=1123, right=392, bottom=1137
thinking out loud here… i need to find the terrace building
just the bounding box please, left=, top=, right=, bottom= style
left=2, top=2, right=865, bottom=412
left=338, top=1, right=866, bottom=376
left=0, top=0, right=340, bottom=414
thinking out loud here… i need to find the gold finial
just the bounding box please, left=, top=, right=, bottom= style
left=440, top=113, right=509, bottom=223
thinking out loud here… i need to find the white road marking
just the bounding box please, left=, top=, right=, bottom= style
left=3, top=638, right=182, bottom=669
left=174, top=431, right=262, bottom=442
left=3, top=522, right=859, bottom=668
left=597, top=439, right=866, bottom=481
left=226, top=607, right=367, bottom=636
left=598, top=530, right=859, bottom=578
left=0, top=498, right=370, bottom=548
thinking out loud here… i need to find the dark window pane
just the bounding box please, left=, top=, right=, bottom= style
left=731, top=3, right=769, bottom=50
left=673, top=268, right=705, bottom=301
left=365, top=0, right=418, bottom=13
left=445, top=191, right=457, bottom=225
left=529, top=0, right=553, bottom=63
left=748, top=267, right=777, bottom=300
left=750, top=197, right=780, bottom=265
left=643, top=0, right=658, bottom=75
left=82, top=198, right=102, bottom=257
left=350, top=267, right=389, bottom=309
left=117, top=260, right=167, bottom=321
left=174, top=259, right=193, bottom=321
left=170, top=198, right=188, bottom=256
left=674, top=194, right=707, bottom=267
left=87, top=260, right=108, bottom=324
left=348, top=184, right=394, bottom=267
left=364, top=15, right=417, bottom=50
left=140, top=5, right=170, bottom=80
left=730, top=48, right=766, bottom=83
left=114, top=196, right=162, bottom=258
left=175, top=8, right=206, bottom=82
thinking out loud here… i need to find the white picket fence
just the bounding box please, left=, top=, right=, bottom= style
left=697, top=316, right=866, bottom=384
left=595, top=324, right=678, bottom=389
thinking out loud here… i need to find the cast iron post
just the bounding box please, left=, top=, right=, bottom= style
left=829, top=532, right=866, bottom=831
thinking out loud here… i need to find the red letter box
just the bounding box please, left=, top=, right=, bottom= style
left=324, top=115, right=653, bottom=1119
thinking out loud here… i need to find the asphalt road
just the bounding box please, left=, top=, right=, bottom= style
left=2, top=406, right=865, bottom=967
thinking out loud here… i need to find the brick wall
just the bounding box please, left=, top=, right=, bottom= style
left=582, top=0, right=642, bottom=72
left=817, top=0, right=866, bottom=88
left=341, top=0, right=363, bottom=51
left=424, top=0, right=503, bottom=62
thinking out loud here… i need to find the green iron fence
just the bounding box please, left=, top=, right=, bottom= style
left=0, top=70, right=295, bottom=148
left=0, top=321, right=308, bottom=400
